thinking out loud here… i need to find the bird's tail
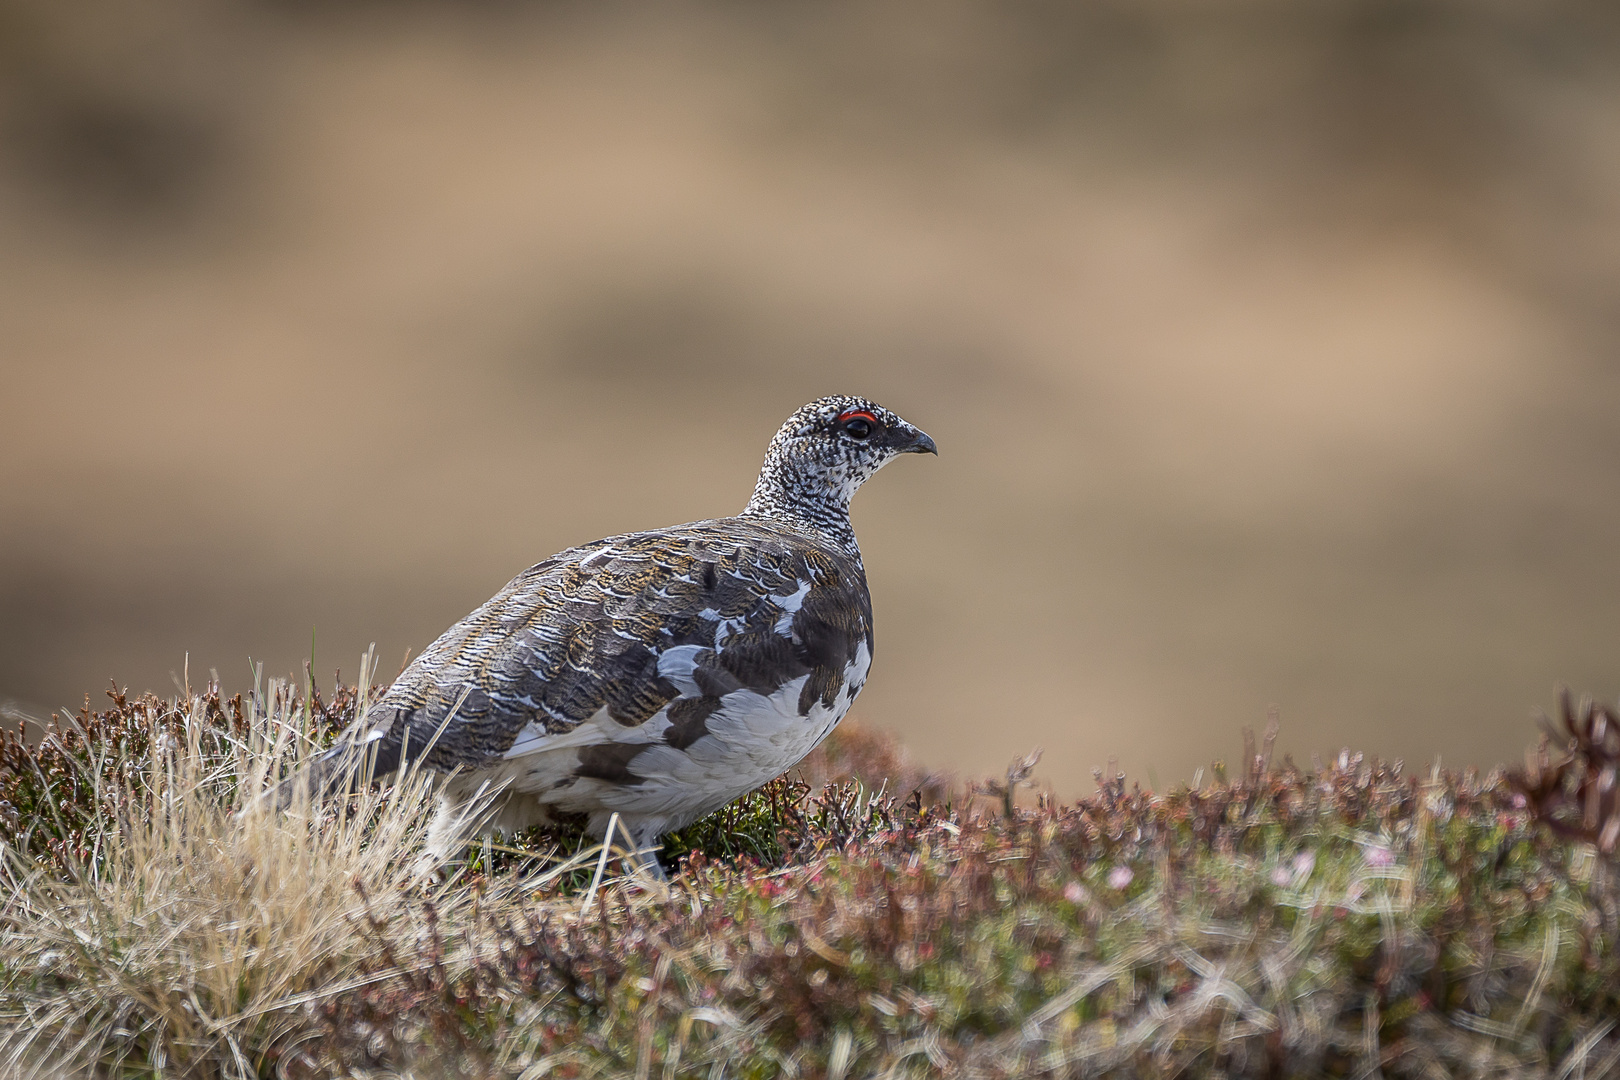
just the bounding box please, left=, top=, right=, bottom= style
left=260, top=741, right=380, bottom=812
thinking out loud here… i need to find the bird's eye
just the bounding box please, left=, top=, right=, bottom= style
left=837, top=409, right=880, bottom=440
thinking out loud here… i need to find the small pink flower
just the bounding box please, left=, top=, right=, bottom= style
left=1107, top=866, right=1134, bottom=890
left=1063, top=881, right=1088, bottom=904
left=1363, top=845, right=1395, bottom=868
left=1271, top=866, right=1291, bottom=887
left=1291, top=850, right=1316, bottom=884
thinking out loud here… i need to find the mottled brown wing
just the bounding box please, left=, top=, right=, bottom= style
left=339, top=519, right=872, bottom=777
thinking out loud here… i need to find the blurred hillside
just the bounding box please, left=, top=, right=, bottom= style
left=2, top=0, right=1620, bottom=790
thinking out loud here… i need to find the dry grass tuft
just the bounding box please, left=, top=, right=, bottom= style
left=0, top=665, right=485, bottom=1079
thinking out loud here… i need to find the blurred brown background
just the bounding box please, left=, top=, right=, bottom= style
left=3, top=0, right=1619, bottom=792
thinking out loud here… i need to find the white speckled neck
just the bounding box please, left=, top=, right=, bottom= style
left=739, top=395, right=904, bottom=556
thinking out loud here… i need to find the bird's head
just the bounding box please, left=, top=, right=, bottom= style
left=744, top=395, right=936, bottom=542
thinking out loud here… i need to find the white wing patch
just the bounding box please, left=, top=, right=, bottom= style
left=653, top=644, right=709, bottom=695
left=771, top=580, right=812, bottom=612
left=770, top=580, right=812, bottom=636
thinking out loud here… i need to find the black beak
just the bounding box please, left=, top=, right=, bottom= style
left=894, top=425, right=938, bottom=455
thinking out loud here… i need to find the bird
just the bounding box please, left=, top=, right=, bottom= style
left=273, top=395, right=936, bottom=877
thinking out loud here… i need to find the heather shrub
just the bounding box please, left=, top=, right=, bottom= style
left=320, top=734, right=1620, bottom=1079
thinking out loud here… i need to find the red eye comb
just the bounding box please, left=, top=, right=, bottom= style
left=837, top=409, right=879, bottom=425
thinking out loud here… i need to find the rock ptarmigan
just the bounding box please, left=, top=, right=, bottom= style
left=276, top=395, right=935, bottom=876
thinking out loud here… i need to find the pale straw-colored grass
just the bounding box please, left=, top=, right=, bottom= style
left=0, top=661, right=470, bottom=1080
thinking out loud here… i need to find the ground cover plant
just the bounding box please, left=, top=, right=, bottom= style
left=2, top=673, right=1619, bottom=1079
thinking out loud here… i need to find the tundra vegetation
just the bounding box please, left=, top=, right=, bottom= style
left=1, top=669, right=1618, bottom=1079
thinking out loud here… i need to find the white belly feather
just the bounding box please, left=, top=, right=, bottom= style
left=471, top=639, right=872, bottom=836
